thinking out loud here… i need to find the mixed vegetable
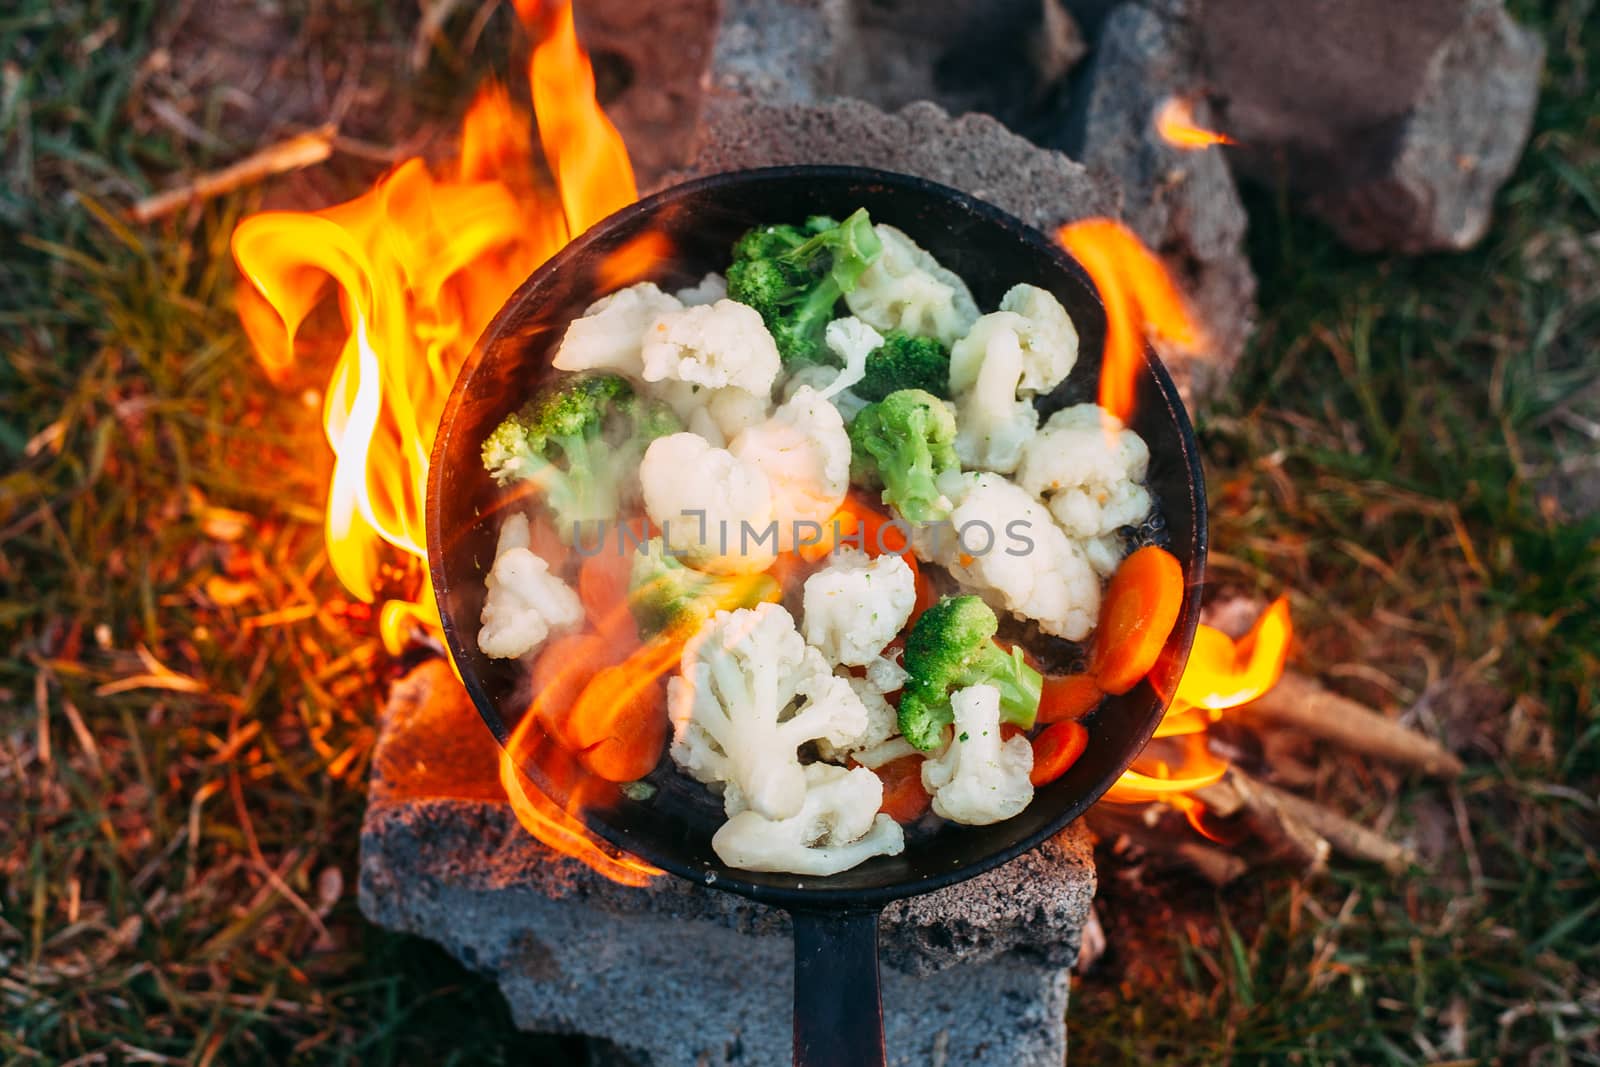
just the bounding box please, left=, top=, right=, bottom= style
left=474, top=209, right=1184, bottom=876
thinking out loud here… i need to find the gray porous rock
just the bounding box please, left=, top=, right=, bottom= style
left=359, top=660, right=1095, bottom=1065
left=572, top=0, right=721, bottom=185
left=1198, top=0, right=1544, bottom=253
left=1065, top=2, right=1255, bottom=400
left=668, top=95, right=1116, bottom=237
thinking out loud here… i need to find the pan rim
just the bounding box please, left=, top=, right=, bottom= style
left=426, top=163, right=1208, bottom=910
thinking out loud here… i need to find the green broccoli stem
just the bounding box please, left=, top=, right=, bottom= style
left=964, top=644, right=1044, bottom=730
left=546, top=431, right=619, bottom=540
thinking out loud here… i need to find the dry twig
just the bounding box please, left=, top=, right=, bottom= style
left=1237, top=670, right=1465, bottom=777
left=130, top=125, right=336, bottom=222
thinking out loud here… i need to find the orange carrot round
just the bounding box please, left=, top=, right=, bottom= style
left=578, top=674, right=669, bottom=783
left=1030, top=721, right=1088, bottom=786
left=528, top=633, right=610, bottom=747
left=569, top=663, right=664, bottom=778
left=875, top=755, right=931, bottom=823
left=1088, top=545, right=1185, bottom=695
left=1037, top=673, right=1104, bottom=724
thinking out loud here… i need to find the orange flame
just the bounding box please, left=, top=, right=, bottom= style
left=232, top=4, right=646, bottom=883
left=231, top=6, right=634, bottom=639
left=499, top=714, right=663, bottom=888
left=1103, top=597, right=1294, bottom=803
left=1154, top=96, right=1234, bottom=150
left=1055, top=219, right=1199, bottom=425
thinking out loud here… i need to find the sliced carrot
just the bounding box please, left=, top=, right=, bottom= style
left=797, top=511, right=858, bottom=563
left=1037, top=673, right=1104, bottom=724
left=527, top=513, right=570, bottom=573
left=839, top=492, right=911, bottom=558
left=1030, top=721, right=1088, bottom=786
left=579, top=521, right=648, bottom=642
left=1087, top=545, right=1185, bottom=695
left=875, top=755, right=931, bottom=823
left=528, top=633, right=611, bottom=748
left=578, top=672, right=669, bottom=782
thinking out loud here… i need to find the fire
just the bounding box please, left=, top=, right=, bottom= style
left=1154, top=96, right=1234, bottom=150
left=1103, top=597, right=1294, bottom=803
left=231, top=3, right=647, bottom=882
left=232, top=4, right=634, bottom=634
left=1055, top=219, right=1199, bottom=426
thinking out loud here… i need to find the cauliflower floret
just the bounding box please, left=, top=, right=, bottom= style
left=915, top=471, right=1101, bottom=640
left=1083, top=533, right=1125, bottom=579
left=675, top=272, right=727, bottom=306
left=865, top=650, right=909, bottom=694
left=712, top=762, right=906, bottom=875
left=1015, top=403, right=1152, bottom=539
left=643, top=379, right=773, bottom=449
left=476, top=513, right=584, bottom=659
left=995, top=284, right=1080, bottom=394
left=920, top=684, right=1034, bottom=825
left=640, top=433, right=775, bottom=574
left=947, top=315, right=1039, bottom=474
left=816, top=675, right=902, bottom=764
left=801, top=547, right=916, bottom=666
left=667, top=603, right=869, bottom=820
left=641, top=299, right=781, bottom=396
left=844, top=224, right=979, bottom=346
left=729, top=386, right=851, bottom=549
left=783, top=364, right=870, bottom=423
left=553, top=282, right=683, bottom=378
left=818, top=316, right=884, bottom=399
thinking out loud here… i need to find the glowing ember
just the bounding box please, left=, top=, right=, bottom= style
left=1154, top=96, right=1235, bottom=150
left=231, top=3, right=645, bottom=882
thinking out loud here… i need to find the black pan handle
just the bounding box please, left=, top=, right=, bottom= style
left=790, top=908, right=885, bottom=1067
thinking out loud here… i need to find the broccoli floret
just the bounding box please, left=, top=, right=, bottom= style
left=731, top=224, right=810, bottom=263
left=848, top=388, right=960, bottom=524
left=898, top=595, right=1043, bottom=751
left=855, top=331, right=951, bottom=403
left=726, top=208, right=883, bottom=366
left=627, top=539, right=780, bottom=637
left=481, top=373, right=680, bottom=542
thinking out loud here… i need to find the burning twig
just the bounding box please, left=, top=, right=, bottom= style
left=1086, top=806, right=1248, bottom=887
left=1195, top=768, right=1414, bottom=873
left=1194, top=769, right=1330, bottom=875
left=130, top=125, right=337, bottom=223
left=1235, top=671, right=1465, bottom=777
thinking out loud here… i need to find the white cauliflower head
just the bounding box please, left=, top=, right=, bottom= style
left=947, top=315, right=1040, bottom=474
left=476, top=513, right=584, bottom=659
left=783, top=363, right=870, bottom=424
left=914, top=471, right=1102, bottom=641
left=816, top=675, right=902, bottom=764
left=639, top=432, right=775, bottom=574
left=712, top=762, right=906, bottom=875
left=552, top=282, right=683, bottom=378
left=644, top=379, right=773, bottom=449
left=819, top=316, right=885, bottom=399
left=1015, top=403, right=1152, bottom=539
left=667, top=603, right=869, bottom=820
left=843, top=224, right=980, bottom=346
left=995, top=283, right=1079, bottom=394
left=729, top=385, right=851, bottom=549
left=920, top=684, right=1034, bottom=825
left=641, top=299, right=781, bottom=396
left=674, top=272, right=727, bottom=306
left=801, top=546, right=916, bottom=667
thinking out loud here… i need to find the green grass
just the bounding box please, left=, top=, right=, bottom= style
left=1073, top=1, right=1600, bottom=1060
left=2, top=0, right=1597, bottom=1063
